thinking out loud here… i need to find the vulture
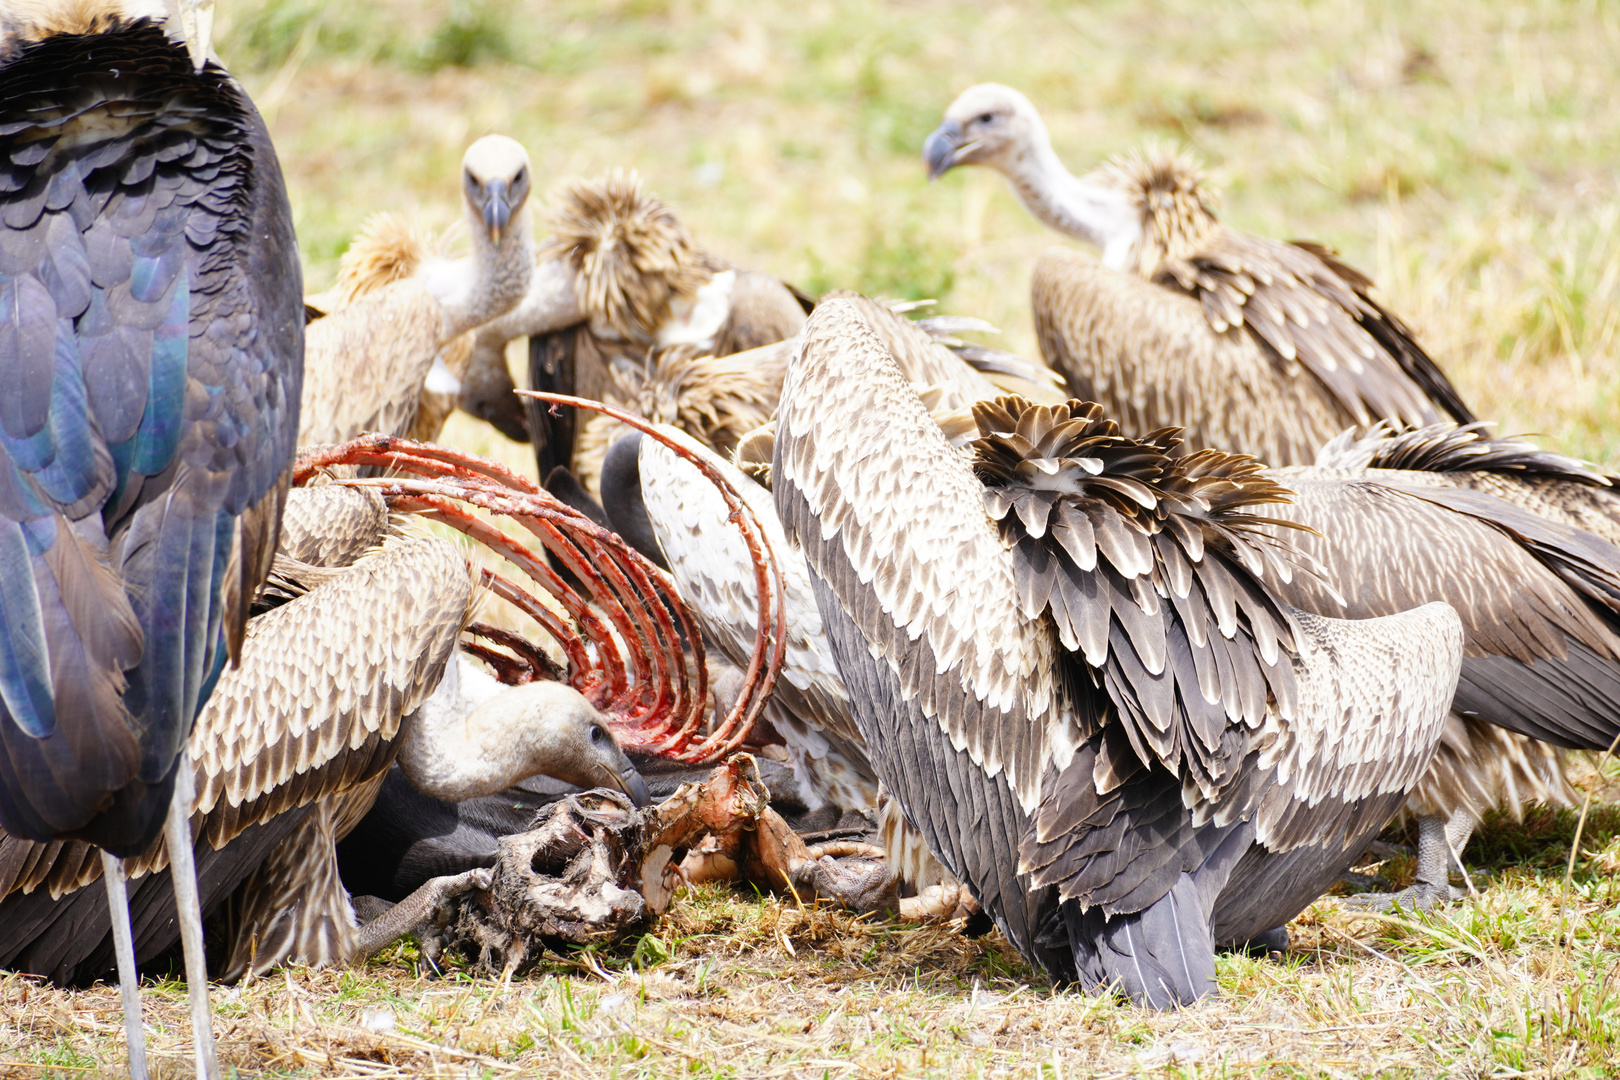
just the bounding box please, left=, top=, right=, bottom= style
left=1244, top=422, right=1620, bottom=907
left=771, top=294, right=1465, bottom=1007
left=298, top=134, right=538, bottom=446
left=0, top=483, right=650, bottom=987
left=0, top=4, right=303, bottom=1077
left=525, top=170, right=810, bottom=493
left=616, top=296, right=1045, bottom=796
left=923, top=84, right=1476, bottom=465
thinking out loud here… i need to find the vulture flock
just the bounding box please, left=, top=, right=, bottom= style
left=0, top=3, right=1616, bottom=1073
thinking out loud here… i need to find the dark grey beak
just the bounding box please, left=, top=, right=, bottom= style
left=923, top=120, right=964, bottom=181
left=621, top=765, right=651, bottom=808
left=481, top=179, right=513, bottom=245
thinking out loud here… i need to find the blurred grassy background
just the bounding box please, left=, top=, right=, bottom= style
left=219, top=0, right=1620, bottom=463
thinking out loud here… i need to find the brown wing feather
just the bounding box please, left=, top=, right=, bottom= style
left=1158, top=229, right=1473, bottom=427
left=0, top=534, right=471, bottom=902
left=712, top=270, right=807, bottom=357
left=1032, top=247, right=1357, bottom=465
left=298, top=280, right=445, bottom=446
left=1262, top=468, right=1620, bottom=751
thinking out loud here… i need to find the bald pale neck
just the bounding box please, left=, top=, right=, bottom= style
left=431, top=208, right=535, bottom=343
left=396, top=663, right=581, bottom=801
left=998, top=133, right=1142, bottom=270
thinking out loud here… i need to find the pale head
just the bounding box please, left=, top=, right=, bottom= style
left=0, top=0, right=216, bottom=69
left=474, top=681, right=650, bottom=806
left=461, top=134, right=532, bottom=249
left=923, top=83, right=1046, bottom=180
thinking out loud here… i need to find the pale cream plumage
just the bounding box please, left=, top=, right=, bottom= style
left=299, top=135, right=536, bottom=447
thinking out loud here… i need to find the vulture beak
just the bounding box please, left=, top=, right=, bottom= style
left=618, top=765, right=652, bottom=809
left=923, top=120, right=973, bottom=181
left=480, top=179, right=514, bottom=246
left=178, top=0, right=216, bottom=72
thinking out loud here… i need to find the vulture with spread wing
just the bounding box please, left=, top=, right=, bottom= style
left=771, top=294, right=1464, bottom=1007
left=923, top=84, right=1474, bottom=465
left=0, top=481, right=651, bottom=986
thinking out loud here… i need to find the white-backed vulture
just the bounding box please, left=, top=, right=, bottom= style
left=0, top=483, right=650, bottom=987
left=0, top=6, right=302, bottom=1075
left=298, top=135, right=537, bottom=446
left=1243, top=423, right=1620, bottom=907
left=526, top=170, right=810, bottom=491
left=770, top=293, right=1464, bottom=1007
left=923, top=84, right=1476, bottom=465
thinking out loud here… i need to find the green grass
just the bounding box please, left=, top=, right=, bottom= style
left=221, top=0, right=1620, bottom=467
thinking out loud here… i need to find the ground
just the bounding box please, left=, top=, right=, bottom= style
left=4, top=1, right=1620, bottom=1076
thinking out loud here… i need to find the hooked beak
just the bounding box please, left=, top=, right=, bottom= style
left=178, top=0, right=216, bottom=72
left=923, top=120, right=974, bottom=181
left=480, top=179, right=514, bottom=246
left=614, top=764, right=652, bottom=808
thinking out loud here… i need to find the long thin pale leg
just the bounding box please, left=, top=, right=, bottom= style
left=164, top=751, right=219, bottom=1080
left=100, top=850, right=149, bottom=1080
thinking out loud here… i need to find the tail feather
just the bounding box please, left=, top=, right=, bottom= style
left=1065, top=873, right=1215, bottom=1008
left=1061, top=821, right=1252, bottom=1008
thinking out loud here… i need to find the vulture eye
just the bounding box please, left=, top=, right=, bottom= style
left=978, top=112, right=996, bottom=125
left=590, top=725, right=606, bottom=744
left=515, top=166, right=527, bottom=184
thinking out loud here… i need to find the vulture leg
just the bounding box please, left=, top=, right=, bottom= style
left=1347, top=810, right=1474, bottom=911
left=99, top=852, right=150, bottom=1080
left=351, top=868, right=495, bottom=962
left=164, top=753, right=220, bottom=1080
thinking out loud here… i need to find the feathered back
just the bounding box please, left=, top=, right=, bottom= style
left=1091, top=145, right=1221, bottom=277
left=969, top=396, right=1311, bottom=794
left=330, top=212, right=431, bottom=306
left=0, top=0, right=163, bottom=48
left=542, top=170, right=713, bottom=344
left=1316, top=422, right=1617, bottom=487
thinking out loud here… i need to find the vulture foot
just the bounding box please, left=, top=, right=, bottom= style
left=1342, top=880, right=1465, bottom=913
left=1344, top=811, right=1477, bottom=913
left=353, top=868, right=494, bottom=962
left=1219, top=925, right=1290, bottom=957
left=1336, top=870, right=1394, bottom=893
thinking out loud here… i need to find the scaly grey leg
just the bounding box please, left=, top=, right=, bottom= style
left=165, top=752, right=219, bottom=1080
left=100, top=850, right=149, bottom=1080
left=1346, top=810, right=1475, bottom=912
left=351, top=868, right=492, bottom=962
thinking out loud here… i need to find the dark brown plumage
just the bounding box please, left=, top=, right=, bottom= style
left=1246, top=425, right=1620, bottom=906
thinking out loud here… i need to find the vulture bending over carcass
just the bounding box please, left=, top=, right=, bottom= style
left=770, top=294, right=1464, bottom=1007
left=0, top=482, right=650, bottom=986
left=299, top=135, right=539, bottom=446
left=1245, top=423, right=1620, bottom=907
left=923, top=84, right=1475, bottom=465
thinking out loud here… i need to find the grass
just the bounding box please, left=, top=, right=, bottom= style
left=6, top=1, right=1620, bottom=1076
left=0, top=757, right=1617, bottom=1077
left=226, top=0, right=1620, bottom=470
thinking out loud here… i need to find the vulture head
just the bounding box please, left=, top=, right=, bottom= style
left=924, top=82, right=1046, bottom=180
left=397, top=679, right=652, bottom=807
left=462, top=134, right=533, bottom=249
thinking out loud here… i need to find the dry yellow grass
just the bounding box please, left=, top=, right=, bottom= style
left=5, top=2, right=1620, bottom=1076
